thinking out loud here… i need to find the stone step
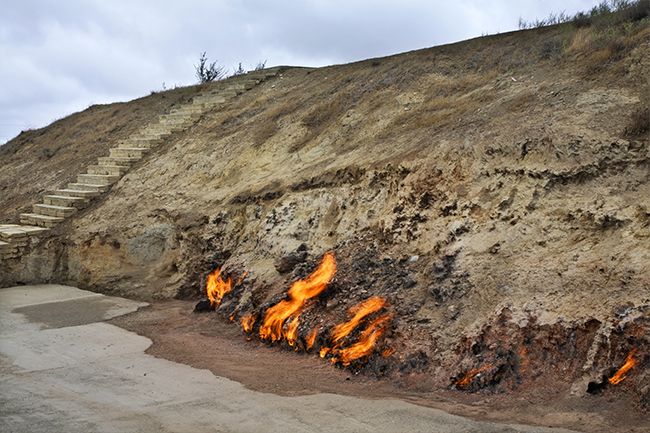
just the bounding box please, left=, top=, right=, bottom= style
left=43, top=195, right=90, bottom=208
left=17, top=225, right=51, bottom=236
left=168, top=107, right=205, bottom=115
left=67, top=183, right=111, bottom=193
left=109, top=148, right=149, bottom=158
left=118, top=137, right=163, bottom=148
left=87, top=165, right=129, bottom=176
left=191, top=98, right=226, bottom=107
left=54, top=188, right=102, bottom=198
left=33, top=204, right=77, bottom=218
left=159, top=113, right=199, bottom=122
left=135, top=129, right=173, bottom=138
left=0, top=240, right=13, bottom=253
left=20, top=213, right=65, bottom=228
left=117, top=139, right=161, bottom=149
left=77, top=174, right=121, bottom=186
left=0, top=227, right=29, bottom=241
left=97, top=156, right=141, bottom=166
left=225, top=81, right=256, bottom=91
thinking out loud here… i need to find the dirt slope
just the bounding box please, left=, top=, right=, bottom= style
left=2, top=20, right=649, bottom=431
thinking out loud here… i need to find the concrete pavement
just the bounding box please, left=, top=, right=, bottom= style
left=0, top=285, right=580, bottom=433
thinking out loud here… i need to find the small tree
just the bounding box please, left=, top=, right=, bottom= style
left=195, top=52, right=227, bottom=83
left=232, top=62, right=246, bottom=76
left=253, top=60, right=267, bottom=71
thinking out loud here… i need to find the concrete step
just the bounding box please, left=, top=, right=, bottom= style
left=43, top=195, right=90, bottom=208
left=54, top=188, right=102, bottom=198
left=77, top=174, right=121, bottom=186
left=97, top=156, right=141, bottom=166
left=67, top=183, right=111, bottom=193
left=109, top=148, right=150, bottom=158
left=20, top=213, right=65, bottom=228
left=87, top=165, right=129, bottom=176
left=33, top=204, right=77, bottom=218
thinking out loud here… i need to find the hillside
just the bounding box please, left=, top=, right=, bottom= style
left=2, top=17, right=650, bottom=432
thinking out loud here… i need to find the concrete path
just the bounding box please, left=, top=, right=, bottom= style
left=0, top=285, right=579, bottom=433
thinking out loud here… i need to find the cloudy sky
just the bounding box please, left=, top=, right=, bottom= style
left=1, top=0, right=599, bottom=145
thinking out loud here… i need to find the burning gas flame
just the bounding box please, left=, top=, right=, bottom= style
left=305, top=326, right=318, bottom=351
left=259, top=252, right=336, bottom=342
left=240, top=314, right=256, bottom=332
left=608, top=348, right=639, bottom=385
left=320, top=297, right=392, bottom=365
left=332, top=313, right=392, bottom=365
left=455, top=365, right=490, bottom=389
left=206, top=269, right=232, bottom=308
left=329, top=297, right=388, bottom=349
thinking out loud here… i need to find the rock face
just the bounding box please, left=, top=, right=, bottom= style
left=1, top=23, right=649, bottom=406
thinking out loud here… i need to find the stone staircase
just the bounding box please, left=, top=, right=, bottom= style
left=1, top=68, right=281, bottom=261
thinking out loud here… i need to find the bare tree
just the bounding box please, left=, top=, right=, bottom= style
left=195, top=52, right=227, bottom=83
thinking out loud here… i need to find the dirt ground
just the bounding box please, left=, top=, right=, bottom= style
left=110, top=300, right=650, bottom=433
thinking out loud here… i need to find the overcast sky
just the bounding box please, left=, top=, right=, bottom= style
left=1, top=0, right=599, bottom=145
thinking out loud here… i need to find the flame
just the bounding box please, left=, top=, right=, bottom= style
left=306, top=326, right=318, bottom=351
left=329, top=297, right=388, bottom=349
left=259, top=252, right=336, bottom=342
left=229, top=311, right=237, bottom=322
left=206, top=269, right=233, bottom=308
left=236, top=270, right=249, bottom=286
left=240, top=314, right=256, bottom=332
left=382, top=348, right=395, bottom=357
left=332, top=313, right=392, bottom=365
left=455, top=365, right=490, bottom=389
left=286, top=316, right=300, bottom=347
left=608, top=348, right=639, bottom=385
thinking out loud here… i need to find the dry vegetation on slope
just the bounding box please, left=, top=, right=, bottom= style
left=2, top=10, right=650, bottom=432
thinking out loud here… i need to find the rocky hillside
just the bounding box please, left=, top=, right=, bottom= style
left=2, top=16, right=649, bottom=414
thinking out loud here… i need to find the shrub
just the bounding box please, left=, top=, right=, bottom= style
left=195, top=52, right=227, bottom=83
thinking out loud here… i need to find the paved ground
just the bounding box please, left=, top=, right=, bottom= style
left=0, top=285, right=580, bottom=433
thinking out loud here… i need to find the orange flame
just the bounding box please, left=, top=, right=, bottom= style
left=306, top=326, right=318, bottom=351
left=240, top=314, right=256, bottom=332
left=286, top=316, right=301, bottom=347
left=329, top=297, right=388, bottom=349
left=259, top=252, right=337, bottom=342
left=455, top=365, right=490, bottom=388
left=382, top=348, right=395, bottom=357
left=332, top=313, right=392, bottom=365
left=608, top=348, right=639, bottom=385
left=206, top=269, right=233, bottom=309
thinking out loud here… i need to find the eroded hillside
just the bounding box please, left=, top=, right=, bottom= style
left=2, top=19, right=650, bottom=427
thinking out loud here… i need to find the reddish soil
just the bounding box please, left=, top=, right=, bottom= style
left=109, top=300, right=650, bottom=433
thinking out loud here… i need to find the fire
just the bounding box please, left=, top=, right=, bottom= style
left=608, top=348, right=639, bottom=385
left=382, top=348, right=395, bottom=357
left=329, top=297, right=388, bottom=349
left=286, top=316, right=300, bottom=347
left=455, top=365, right=490, bottom=389
left=332, top=313, right=392, bottom=365
left=320, top=297, right=392, bottom=365
left=206, top=269, right=233, bottom=308
left=240, top=313, right=256, bottom=332
left=306, top=326, right=318, bottom=351
left=259, top=252, right=337, bottom=342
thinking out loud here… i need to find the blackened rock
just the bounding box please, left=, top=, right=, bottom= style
left=274, top=251, right=309, bottom=273
left=194, top=299, right=214, bottom=312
